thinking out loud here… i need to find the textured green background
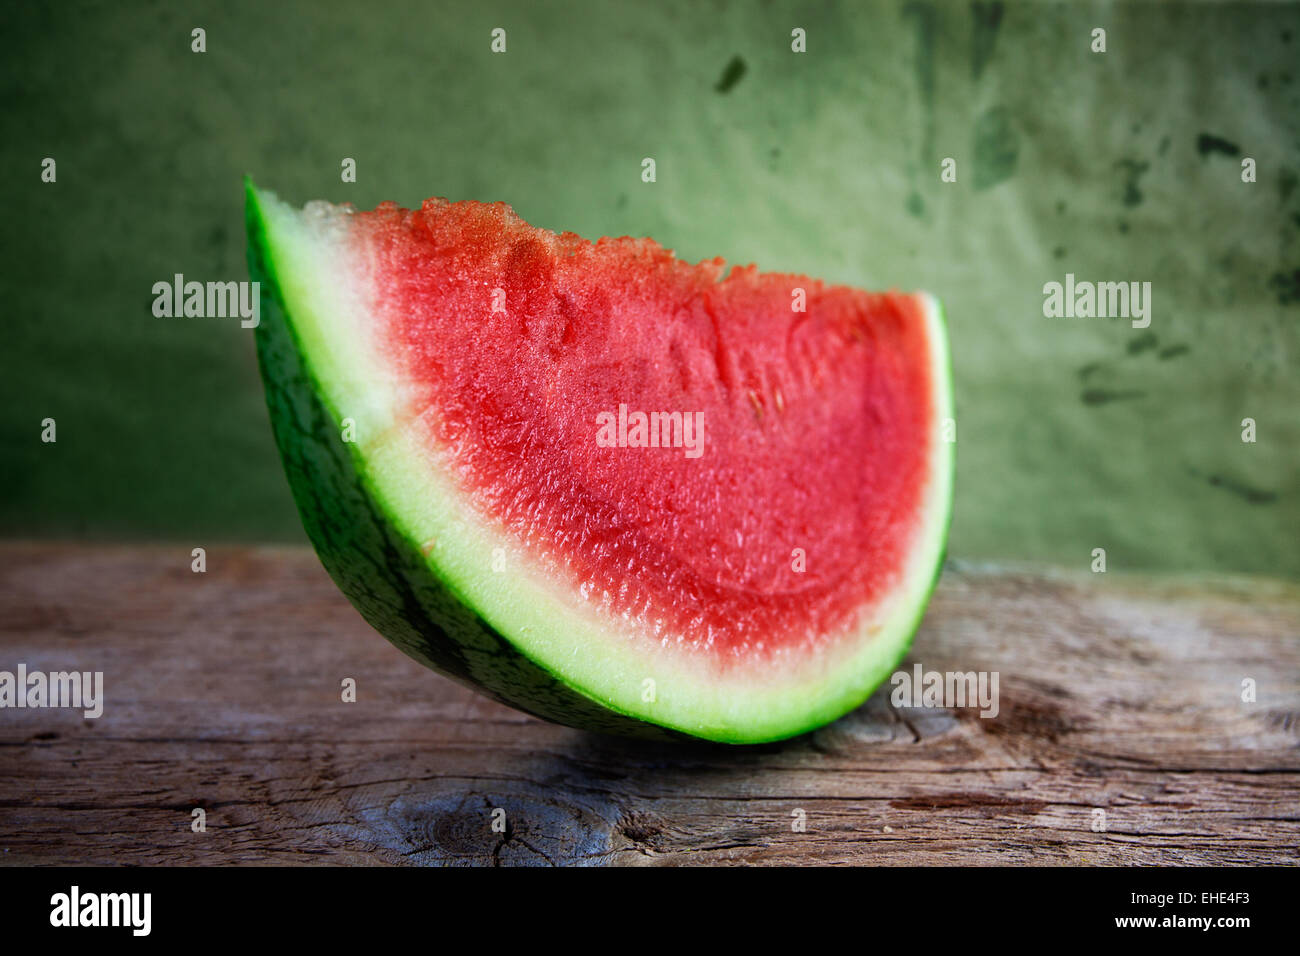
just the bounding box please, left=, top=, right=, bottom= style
left=2, top=1, right=1297, bottom=577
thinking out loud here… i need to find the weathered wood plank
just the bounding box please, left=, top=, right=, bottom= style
left=0, top=543, right=1296, bottom=865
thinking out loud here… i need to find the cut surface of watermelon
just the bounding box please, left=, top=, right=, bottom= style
left=246, top=179, right=953, bottom=743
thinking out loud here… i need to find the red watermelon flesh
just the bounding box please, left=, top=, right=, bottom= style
left=363, top=199, right=934, bottom=662
left=246, top=181, right=953, bottom=742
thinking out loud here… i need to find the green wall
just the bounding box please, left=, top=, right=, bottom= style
left=2, top=1, right=1297, bottom=576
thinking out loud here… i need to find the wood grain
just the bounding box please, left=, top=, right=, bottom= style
left=1, top=542, right=1296, bottom=866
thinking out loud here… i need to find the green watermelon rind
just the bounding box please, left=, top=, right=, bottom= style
left=245, top=178, right=955, bottom=744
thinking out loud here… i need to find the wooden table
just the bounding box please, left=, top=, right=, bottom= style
left=2, top=543, right=1296, bottom=865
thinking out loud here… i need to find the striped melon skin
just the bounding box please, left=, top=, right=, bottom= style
left=246, top=179, right=953, bottom=743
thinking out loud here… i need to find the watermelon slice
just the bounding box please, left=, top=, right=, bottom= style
left=245, top=179, right=953, bottom=743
